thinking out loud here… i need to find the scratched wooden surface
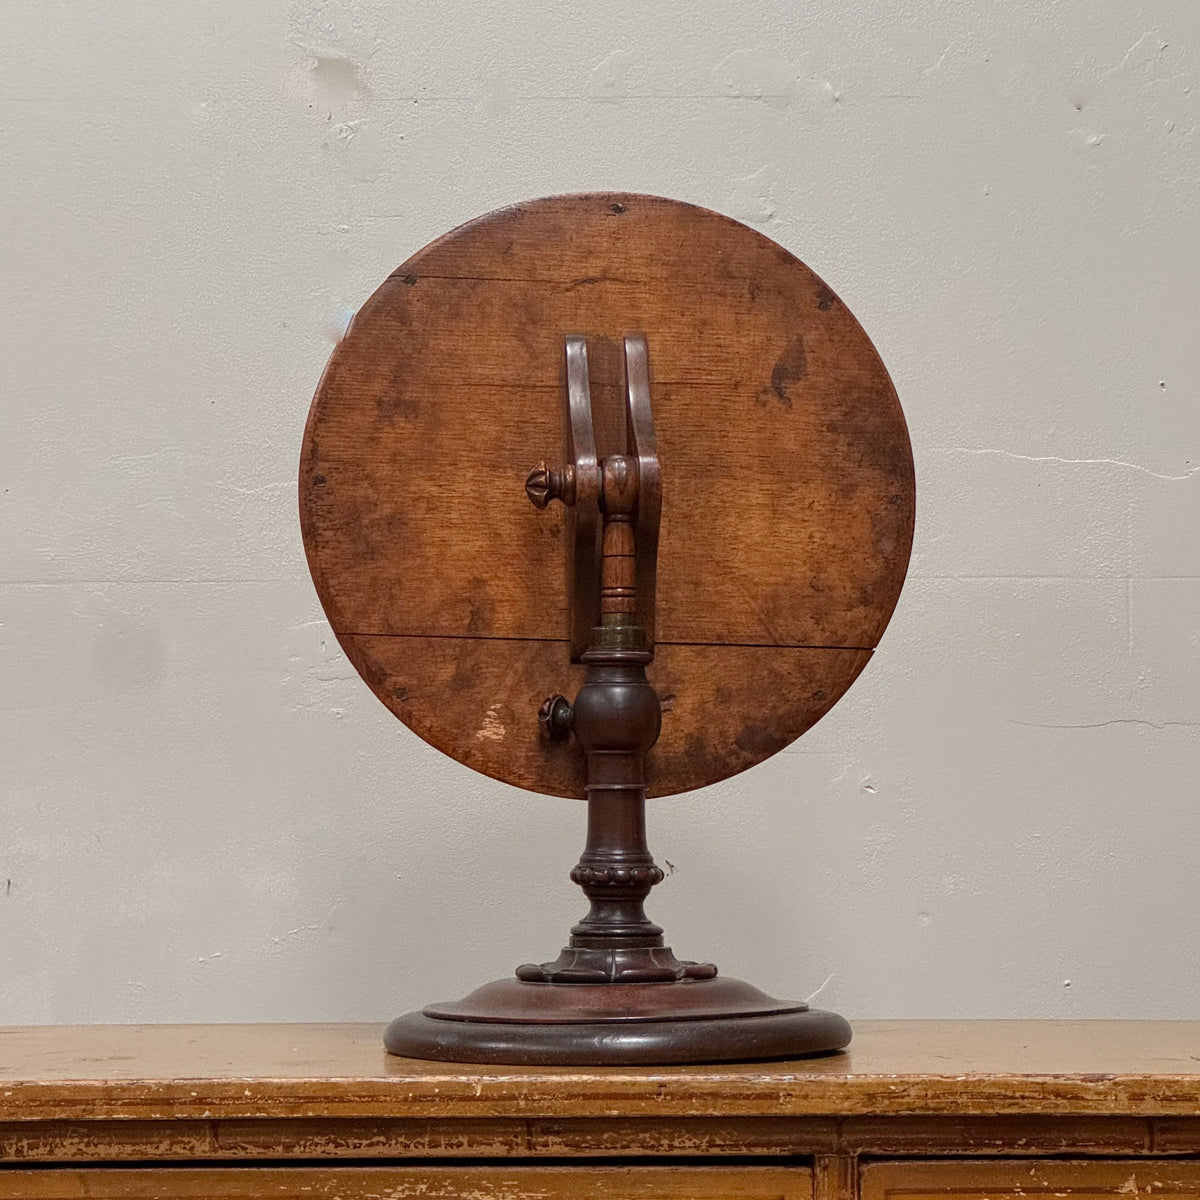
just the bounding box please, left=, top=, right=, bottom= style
left=4, top=1025, right=1200, bottom=1196
left=3, top=1022, right=1199, bottom=1124
left=4, top=1113, right=1179, bottom=1164
left=300, top=193, right=914, bottom=798
left=0, top=1165, right=811, bottom=1199
left=861, top=1160, right=1200, bottom=1200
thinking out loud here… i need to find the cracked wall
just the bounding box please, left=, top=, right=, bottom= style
left=1, top=0, right=1197, bottom=1023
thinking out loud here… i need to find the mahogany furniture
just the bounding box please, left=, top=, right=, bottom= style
left=3, top=1022, right=1200, bottom=1198
left=299, top=193, right=915, bottom=1062
left=300, top=193, right=914, bottom=801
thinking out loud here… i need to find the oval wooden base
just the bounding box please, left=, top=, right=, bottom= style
left=384, top=977, right=851, bottom=1065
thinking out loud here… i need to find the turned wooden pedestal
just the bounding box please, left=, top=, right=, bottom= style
left=2, top=1021, right=1199, bottom=1198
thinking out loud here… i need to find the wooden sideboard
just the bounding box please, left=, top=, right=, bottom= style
left=2, top=1022, right=1199, bottom=1198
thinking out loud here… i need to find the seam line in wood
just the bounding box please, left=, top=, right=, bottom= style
left=330, top=380, right=736, bottom=391
left=385, top=272, right=769, bottom=287
left=339, top=632, right=876, bottom=651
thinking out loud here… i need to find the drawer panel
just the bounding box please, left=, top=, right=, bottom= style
left=862, top=1160, right=1200, bottom=1200
left=0, top=1164, right=812, bottom=1199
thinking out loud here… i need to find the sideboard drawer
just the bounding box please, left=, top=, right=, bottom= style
left=0, top=1164, right=812, bottom=1199
left=862, top=1160, right=1200, bottom=1200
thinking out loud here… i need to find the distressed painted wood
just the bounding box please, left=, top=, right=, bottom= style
left=0, top=1165, right=811, bottom=1199
left=4, top=1114, right=1185, bottom=1165
left=861, top=1160, right=1200, bottom=1200
left=2, top=1022, right=1200, bottom=1125
left=816, top=1154, right=859, bottom=1200
left=4, top=1023, right=1200, bottom=1198
left=300, top=192, right=914, bottom=797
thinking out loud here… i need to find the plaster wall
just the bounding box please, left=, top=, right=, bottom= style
left=2, top=0, right=1198, bottom=1023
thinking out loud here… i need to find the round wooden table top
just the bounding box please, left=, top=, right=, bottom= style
left=300, top=193, right=914, bottom=799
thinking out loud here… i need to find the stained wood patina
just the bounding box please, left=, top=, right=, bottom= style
left=3, top=1022, right=1200, bottom=1199
left=300, top=193, right=914, bottom=798
left=4, top=1022, right=1200, bottom=1124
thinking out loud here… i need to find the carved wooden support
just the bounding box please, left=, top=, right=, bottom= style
left=519, top=336, right=715, bottom=985
left=302, top=196, right=903, bottom=1062
left=382, top=328, right=851, bottom=1059
left=516, top=638, right=716, bottom=984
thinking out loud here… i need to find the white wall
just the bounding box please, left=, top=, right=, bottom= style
left=2, top=0, right=1198, bottom=1026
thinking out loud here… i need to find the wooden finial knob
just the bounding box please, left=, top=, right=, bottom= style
left=525, top=462, right=576, bottom=509
left=537, top=694, right=573, bottom=741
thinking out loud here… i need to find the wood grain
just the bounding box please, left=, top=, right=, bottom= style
left=5, top=1114, right=1182, bottom=1164
left=816, top=1155, right=860, bottom=1200
left=861, top=1160, right=1200, bottom=1200
left=300, top=193, right=914, bottom=797
left=3, top=1023, right=1200, bottom=1124
left=0, top=1165, right=811, bottom=1200
left=5, top=1022, right=1200, bottom=1199
left=343, top=635, right=869, bottom=797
